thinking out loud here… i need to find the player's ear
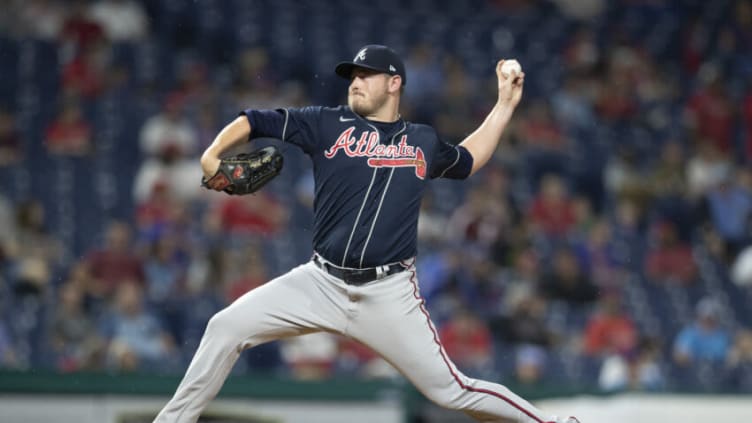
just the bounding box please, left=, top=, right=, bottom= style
left=388, top=75, right=403, bottom=94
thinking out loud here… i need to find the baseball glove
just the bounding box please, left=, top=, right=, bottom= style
left=202, top=145, right=284, bottom=195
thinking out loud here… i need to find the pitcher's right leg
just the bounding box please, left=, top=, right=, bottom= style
left=154, top=262, right=346, bottom=423
left=347, top=265, right=556, bottom=423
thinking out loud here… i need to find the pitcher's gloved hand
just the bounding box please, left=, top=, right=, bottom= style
left=202, top=145, right=284, bottom=195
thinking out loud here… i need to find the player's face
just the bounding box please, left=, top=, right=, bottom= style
left=348, top=68, right=391, bottom=116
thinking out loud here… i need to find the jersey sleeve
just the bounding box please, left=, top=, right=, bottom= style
left=429, top=139, right=474, bottom=179
left=241, top=106, right=322, bottom=154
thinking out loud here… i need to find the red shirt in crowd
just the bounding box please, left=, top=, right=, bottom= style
left=584, top=313, right=638, bottom=356
left=45, top=112, right=92, bottom=155
left=529, top=197, right=576, bottom=237
left=439, top=315, right=493, bottom=368
left=218, top=194, right=285, bottom=236
left=686, top=88, right=735, bottom=153
left=84, top=250, right=145, bottom=297
left=61, top=15, right=105, bottom=51
left=645, top=244, right=697, bottom=284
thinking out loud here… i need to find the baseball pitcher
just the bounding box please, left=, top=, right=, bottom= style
left=154, top=45, right=580, bottom=423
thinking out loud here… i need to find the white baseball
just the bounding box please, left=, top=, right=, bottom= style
left=500, top=59, right=522, bottom=77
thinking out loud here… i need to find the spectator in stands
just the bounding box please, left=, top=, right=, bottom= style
left=701, top=167, right=752, bottom=261
left=725, top=329, right=752, bottom=390
left=609, top=200, right=645, bottom=269
left=681, top=17, right=711, bottom=74
left=5, top=200, right=62, bottom=297
left=650, top=141, right=694, bottom=236
left=730, top=329, right=752, bottom=365
left=211, top=192, right=288, bottom=237
left=517, top=101, right=570, bottom=183
left=61, top=42, right=109, bottom=99
left=417, top=191, right=448, bottom=248
left=571, top=195, right=595, bottom=237
left=518, top=100, right=569, bottom=152
left=417, top=249, right=488, bottom=324
left=604, top=145, right=650, bottom=207
left=447, top=185, right=507, bottom=250
left=573, top=218, right=624, bottom=288
left=87, top=0, right=149, bottom=42
left=82, top=221, right=145, bottom=303
left=7, top=0, right=66, bottom=40
left=225, top=245, right=268, bottom=303
left=144, top=234, right=186, bottom=306
left=336, top=336, right=397, bottom=379
left=439, top=309, right=494, bottom=377
left=60, top=0, right=106, bottom=59
left=415, top=249, right=464, bottom=308
left=497, top=247, right=542, bottom=313
left=540, top=246, right=599, bottom=306
left=561, top=26, right=600, bottom=71
left=598, top=336, right=664, bottom=392
left=513, top=344, right=547, bottom=387
left=44, top=99, right=92, bottom=156
left=242, top=339, right=283, bottom=377
left=673, top=297, right=731, bottom=366
left=583, top=292, right=638, bottom=357
left=686, top=141, right=733, bottom=200
left=528, top=173, right=577, bottom=239
left=100, top=280, right=175, bottom=372
left=684, top=64, right=736, bottom=154
left=644, top=220, right=697, bottom=284
left=650, top=141, right=689, bottom=207
left=596, top=49, right=640, bottom=124
left=463, top=252, right=502, bottom=316
left=137, top=187, right=192, bottom=256
left=0, top=108, right=23, bottom=166
left=631, top=337, right=665, bottom=391
left=49, top=281, right=104, bottom=372
left=494, top=289, right=557, bottom=348
left=550, top=74, right=595, bottom=131
left=280, top=332, right=338, bottom=380
left=135, top=93, right=202, bottom=202
left=134, top=182, right=180, bottom=237
left=611, top=198, right=644, bottom=244
left=139, top=93, right=199, bottom=158
left=142, top=229, right=192, bottom=343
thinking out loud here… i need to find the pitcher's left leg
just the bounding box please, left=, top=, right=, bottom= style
left=348, top=267, right=555, bottom=423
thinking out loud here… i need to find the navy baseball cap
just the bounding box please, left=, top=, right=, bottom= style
left=335, top=45, right=407, bottom=85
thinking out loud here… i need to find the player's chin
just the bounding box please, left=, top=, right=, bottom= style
left=349, top=98, right=371, bottom=115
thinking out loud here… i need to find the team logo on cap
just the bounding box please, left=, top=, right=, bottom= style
left=355, top=48, right=367, bottom=61
left=325, top=128, right=426, bottom=179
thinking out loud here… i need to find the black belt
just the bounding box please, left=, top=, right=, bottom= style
left=313, top=255, right=405, bottom=285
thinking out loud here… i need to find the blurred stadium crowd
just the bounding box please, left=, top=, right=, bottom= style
left=1, top=0, right=752, bottom=395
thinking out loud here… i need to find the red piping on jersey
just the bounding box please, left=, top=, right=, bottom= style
left=403, top=264, right=546, bottom=423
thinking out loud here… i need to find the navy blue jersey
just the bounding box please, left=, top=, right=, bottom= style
left=242, top=105, right=473, bottom=268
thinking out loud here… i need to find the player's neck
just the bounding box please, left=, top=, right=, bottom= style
left=363, top=99, right=400, bottom=123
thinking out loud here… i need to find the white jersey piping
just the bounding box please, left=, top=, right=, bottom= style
left=358, top=120, right=407, bottom=267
